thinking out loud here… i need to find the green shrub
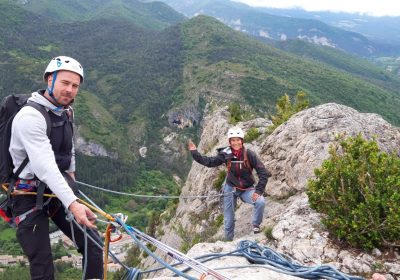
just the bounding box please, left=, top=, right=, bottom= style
left=176, top=223, right=202, bottom=253
left=263, top=226, right=276, bottom=241
left=203, top=139, right=218, bottom=154
left=228, top=103, right=242, bottom=124
left=268, top=91, right=309, bottom=133
left=214, top=214, right=224, bottom=228
left=244, top=127, right=261, bottom=142
left=213, top=170, right=227, bottom=190
left=307, top=134, right=400, bottom=250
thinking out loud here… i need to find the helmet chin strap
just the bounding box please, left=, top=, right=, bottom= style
left=46, top=71, right=63, bottom=110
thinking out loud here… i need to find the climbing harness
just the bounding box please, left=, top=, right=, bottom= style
left=226, top=147, right=253, bottom=173
left=1, top=182, right=52, bottom=227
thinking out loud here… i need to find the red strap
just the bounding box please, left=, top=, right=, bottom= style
left=0, top=208, right=12, bottom=223
left=14, top=207, right=37, bottom=226
left=235, top=186, right=255, bottom=191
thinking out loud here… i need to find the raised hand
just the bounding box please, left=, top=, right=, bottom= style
left=188, top=139, right=197, bottom=151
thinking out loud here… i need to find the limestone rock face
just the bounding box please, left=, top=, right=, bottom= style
left=75, top=135, right=118, bottom=159
left=261, top=103, right=400, bottom=198
left=73, top=126, right=119, bottom=159
left=146, top=103, right=400, bottom=279
left=157, top=127, right=190, bottom=172
left=168, top=105, right=201, bottom=128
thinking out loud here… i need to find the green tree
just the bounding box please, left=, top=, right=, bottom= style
left=244, top=127, right=261, bottom=142
left=112, top=245, right=141, bottom=279
left=268, top=91, right=309, bottom=133
left=307, top=134, right=400, bottom=250
left=228, top=103, right=242, bottom=124
left=52, top=240, right=68, bottom=260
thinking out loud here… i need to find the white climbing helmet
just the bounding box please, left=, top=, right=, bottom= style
left=43, top=56, right=84, bottom=83
left=227, top=127, right=244, bottom=139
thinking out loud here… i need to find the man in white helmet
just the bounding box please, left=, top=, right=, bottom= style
left=9, top=56, right=103, bottom=279
left=188, top=127, right=270, bottom=241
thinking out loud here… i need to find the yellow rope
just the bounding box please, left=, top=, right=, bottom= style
left=78, top=199, right=115, bottom=222
left=2, top=183, right=115, bottom=221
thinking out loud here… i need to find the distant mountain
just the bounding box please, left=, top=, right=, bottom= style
left=272, top=39, right=400, bottom=88
left=158, top=0, right=400, bottom=57
left=256, top=7, right=400, bottom=46
left=12, top=0, right=186, bottom=29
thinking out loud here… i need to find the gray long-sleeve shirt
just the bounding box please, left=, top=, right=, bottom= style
left=9, top=91, right=77, bottom=208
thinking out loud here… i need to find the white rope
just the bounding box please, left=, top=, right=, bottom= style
left=76, top=180, right=231, bottom=200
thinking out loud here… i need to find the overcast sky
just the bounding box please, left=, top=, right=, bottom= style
left=234, top=0, right=400, bottom=16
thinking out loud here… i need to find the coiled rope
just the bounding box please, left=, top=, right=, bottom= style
left=234, top=240, right=364, bottom=280
left=142, top=240, right=364, bottom=280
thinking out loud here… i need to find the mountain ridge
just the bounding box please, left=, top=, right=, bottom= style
left=255, top=6, right=400, bottom=46
left=158, top=0, right=399, bottom=57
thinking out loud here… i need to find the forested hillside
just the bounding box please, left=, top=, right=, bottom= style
left=12, top=0, right=186, bottom=29
left=1, top=0, right=400, bottom=251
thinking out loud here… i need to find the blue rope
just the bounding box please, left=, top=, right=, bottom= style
left=75, top=189, right=364, bottom=280
left=69, top=213, right=140, bottom=279
left=140, top=245, right=250, bottom=275
left=235, top=240, right=364, bottom=280
left=82, top=225, right=88, bottom=280
left=125, top=268, right=142, bottom=280
left=141, top=240, right=364, bottom=280
left=115, top=217, right=197, bottom=280
left=64, top=188, right=365, bottom=280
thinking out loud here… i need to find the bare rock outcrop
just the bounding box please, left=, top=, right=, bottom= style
left=75, top=135, right=118, bottom=159
left=262, top=103, right=400, bottom=198
left=147, top=103, right=400, bottom=279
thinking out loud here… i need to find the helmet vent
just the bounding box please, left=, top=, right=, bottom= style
left=43, top=56, right=84, bottom=83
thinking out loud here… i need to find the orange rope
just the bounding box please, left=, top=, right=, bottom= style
left=104, top=224, right=112, bottom=280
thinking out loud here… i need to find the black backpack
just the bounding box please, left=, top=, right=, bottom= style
left=0, top=94, right=51, bottom=226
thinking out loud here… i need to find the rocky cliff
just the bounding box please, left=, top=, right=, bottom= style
left=74, top=127, right=118, bottom=159
left=146, top=103, right=400, bottom=280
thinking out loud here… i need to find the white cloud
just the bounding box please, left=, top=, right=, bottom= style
left=234, top=0, right=400, bottom=16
